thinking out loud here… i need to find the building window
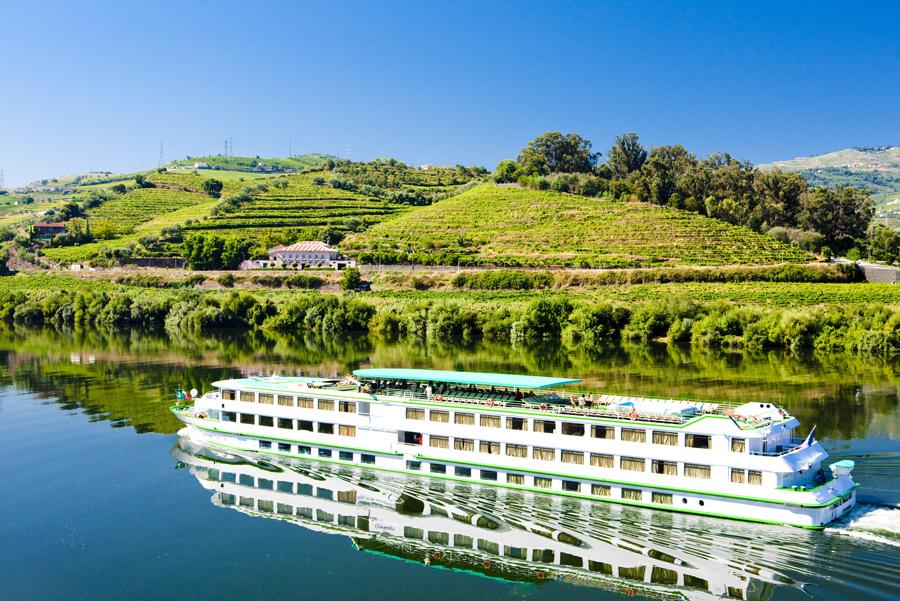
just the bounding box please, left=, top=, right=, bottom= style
left=277, top=394, right=294, bottom=407
left=686, top=434, right=711, bottom=449
left=454, top=438, right=475, bottom=452
left=684, top=464, right=711, bottom=479
left=480, top=470, right=498, bottom=481
left=222, top=411, right=236, bottom=422
left=298, top=397, right=314, bottom=409
left=361, top=454, right=375, bottom=465
left=652, top=492, right=673, bottom=505
left=240, top=413, right=255, bottom=425
left=748, top=470, right=763, bottom=485
left=258, top=500, right=274, bottom=513
left=480, top=414, right=501, bottom=428
left=258, top=393, right=274, bottom=405
left=278, top=418, right=293, bottom=429
left=621, top=457, right=646, bottom=472
left=562, top=480, right=580, bottom=492
left=652, top=431, right=678, bottom=446
left=507, top=473, right=525, bottom=485
left=592, top=425, right=614, bottom=439
left=318, top=448, right=332, bottom=458
left=318, top=399, right=335, bottom=411
left=507, top=417, right=528, bottom=431
left=731, top=438, right=746, bottom=453
left=455, top=466, right=472, bottom=477
left=430, top=410, right=449, bottom=423
left=455, top=412, right=475, bottom=425
left=277, top=443, right=291, bottom=452
left=296, top=445, right=311, bottom=455
left=480, top=441, right=500, bottom=455
left=534, top=477, right=552, bottom=489
left=592, top=484, right=611, bottom=496
left=339, top=401, right=356, bottom=413
left=533, top=549, right=555, bottom=563
left=406, top=460, right=422, bottom=471
left=731, top=468, right=746, bottom=483
left=534, top=420, right=556, bottom=434
left=590, top=453, right=614, bottom=468
left=240, top=391, right=255, bottom=403
left=453, top=534, right=473, bottom=548
left=318, top=423, right=334, bottom=434
left=259, top=415, right=274, bottom=427
left=297, top=420, right=314, bottom=431
left=430, top=463, right=446, bottom=474
left=505, top=444, right=527, bottom=458
left=622, top=488, right=643, bottom=501
left=259, top=440, right=272, bottom=449
left=222, top=390, right=236, bottom=400
left=533, top=447, right=555, bottom=461
left=651, top=460, right=678, bottom=476
left=429, top=435, right=449, bottom=449
left=406, top=407, right=425, bottom=420
left=621, top=428, right=646, bottom=443
left=338, top=425, right=356, bottom=437
left=561, top=450, right=584, bottom=465
left=562, top=422, right=585, bottom=436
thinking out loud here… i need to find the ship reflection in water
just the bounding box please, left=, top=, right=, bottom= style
left=173, top=436, right=802, bottom=601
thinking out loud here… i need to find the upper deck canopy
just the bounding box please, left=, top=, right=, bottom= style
left=352, top=368, right=581, bottom=390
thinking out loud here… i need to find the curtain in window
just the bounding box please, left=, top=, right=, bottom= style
left=480, top=415, right=501, bottom=428
left=507, top=474, right=525, bottom=484
left=479, top=441, right=500, bottom=454
left=455, top=413, right=475, bottom=425
left=258, top=393, right=274, bottom=405
left=622, top=488, right=643, bottom=500
left=652, top=460, right=677, bottom=475
left=507, top=417, right=528, bottom=430
left=506, top=444, right=527, bottom=458
left=561, top=450, right=584, bottom=464
left=533, top=447, right=556, bottom=461
left=454, top=438, right=475, bottom=452
left=430, top=410, right=449, bottom=423
left=277, top=395, right=294, bottom=407
left=748, top=470, right=763, bottom=485
left=731, top=469, right=746, bottom=483
left=318, top=399, right=335, bottom=411
left=429, top=436, right=449, bottom=449
left=652, top=431, right=678, bottom=446
left=592, top=425, right=614, bottom=439
left=406, top=408, right=425, bottom=420
left=684, top=464, right=711, bottom=479
left=240, top=391, right=255, bottom=403
left=592, top=484, right=611, bottom=496
left=298, top=397, right=313, bottom=408
left=731, top=438, right=746, bottom=453
left=534, top=420, right=556, bottom=433
left=621, top=428, right=646, bottom=443
left=621, top=457, right=646, bottom=471
left=590, top=454, right=614, bottom=467
left=338, top=425, right=356, bottom=437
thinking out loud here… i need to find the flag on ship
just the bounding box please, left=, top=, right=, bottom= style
left=800, top=425, right=816, bottom=448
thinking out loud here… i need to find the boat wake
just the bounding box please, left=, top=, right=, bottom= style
left=826, top=503, right=900, bottom=547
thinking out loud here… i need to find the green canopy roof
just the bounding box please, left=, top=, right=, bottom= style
left=352, top=368, right=580, bottom=389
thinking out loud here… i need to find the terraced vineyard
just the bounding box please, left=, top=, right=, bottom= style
left=186, top=173, right=410, bottom=240
left=87, top=188, right=210, bottom=232
left=343, top=184, right=812, bottom=267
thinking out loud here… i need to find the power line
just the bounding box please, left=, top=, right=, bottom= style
left=158, top=141, right=164, bottom=167
left=0, top=168, right=5, bottom=190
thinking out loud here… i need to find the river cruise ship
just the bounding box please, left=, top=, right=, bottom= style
left=171, top=368, right=858, bottom=529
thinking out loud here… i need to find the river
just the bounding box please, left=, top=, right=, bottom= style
left=0, top=328, right=897, bottom=600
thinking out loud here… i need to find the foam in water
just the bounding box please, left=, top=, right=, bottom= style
left=827, top=503, right=900, bottom=546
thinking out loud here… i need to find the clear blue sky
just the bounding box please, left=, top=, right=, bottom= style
left=2, top=1, right=898, bottom=186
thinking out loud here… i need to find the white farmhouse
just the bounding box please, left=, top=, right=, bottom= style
left=240, top=241, right=356, bottom=270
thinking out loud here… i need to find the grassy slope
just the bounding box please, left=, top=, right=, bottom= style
left=343, top=184, right=812, bottom=267
left=167, top=153, right=333, bottom=172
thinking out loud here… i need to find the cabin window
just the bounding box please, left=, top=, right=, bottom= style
left=534, top=477, right=552, bottom=489
left=318, top=423, right=334, bottom=434
left=684, top=575, right=709, bottom=591
left=297, top=420, right=313, bottom=431
left=207, top=410, right=221, bottom=420
left=403, top=526, right=424, bottom=540
left=684, top=464, right=711, bottom=479
left=430, top=463, right=446, bottom=474
left=621, top=428, right=646, bottom=443
left=534, top=420, right=556, bottom=434
left=406, top=407, right=425, bottom=420
left=361, top=454, right=375, bottom=465
left=454, top=438, right=475, bottom=452
left=296, top=507, right=313, bottom=519
left=220, top=493, right=236, bottom=505
left=339, top=401, right=356, bottom=413
left=505, top=546, right=528, bottom=559
left=507, top=417, right=528, bottom=431
left=455, top=467, right=472, bottom=477
left=506, top=444, right=527, bottom=458
left=453, top=534, right=474, bottom=548
left=480, top=441, right=501, bottom=455
left=222, top=390, right=236, bottom=400
left=298, top=397, right=314, bottom=409
left=337, top=515, right=355, bottom=526
left=338, top=425, right=356, bottom=437
left=277, top=395, right=294, bottom=407
left=259, top=440, right=271, bottom=450
left=219, top=472, right=236, bottom=484
left=561, top=450, right=584, bottom=465
left=480, top=414, right=501, bottom=428
left=731, top=438, right=746, bottom=453
left=277, top=481, right=293, bottom=493
left=257, top=478, right=273, bottom=490
left=592, top=484, right=611, bottom=497
left=652, top=492, right=673, bottom=505
left=560, top=552, right=583, bottom=567
left=222, top=411, right=236, bottom=422
left=590, top=453, right=614, bottom=468
left=455, top=412, right=475, bottom=425
left=428, top=531, right=450, bottom=545
left=258, top=500, right=274, bottom=513
left=621, top=457, right=646, bottom=472
left=507, top=473, right=525, bottom=485
left=339, top=451, right=353, bottom=461
left=298, top=446, right=311, bottom=456
left=478, top=539, right=500, bottom=554
left=240, top=413, right=255, bottom=425
left=652, top=431, right=678, bottom=446
left=258, top=393, right=274, bottom=405
left=622, top=488, right=643, bottom=501
left=480, top=470, right=498, bottom=481
left=239, top=497, right=254, bottom=508
left=430, top=410, right=449, bottom=422
left=562, top=422, right=585, bottom=436
left=239, top=474, right=254, bottom=486
left=318, top=399, right=335, bottom=411
left=318, top=448, right=332, bottom=458
left=731, top=468, right=746, bottom=483
left=259, top=416, right=274, bottom=427
left=533, top=447, right=555, bottom=461
left=532, top=549, right=555, bottom=563
left=686, top=434, right=711, bottom=449
left=652, top=460, right=678, bottom=476
left=429, top=435, right=449, bottom=449
left=277, top=503, right=293, bottom=516
left=240, top=391, right=255, bottom=403
left=278, top=418, right=293, bottom=429
left=277, top=443, right=290, bottom=452
left=592, top=425, right=614, bottom=439
left=748, top=470, right=763, bottom=485
left=562, top=480, right=581, bottom=492
left=406, top=460, right=422, bottom=471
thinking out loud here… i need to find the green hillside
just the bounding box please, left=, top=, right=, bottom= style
left=342, top=184, right=812, bottom=267
left=167, top=153, right=334, bottom=173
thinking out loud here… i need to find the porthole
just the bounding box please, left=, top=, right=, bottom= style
left=699, top=500, right=705, bottom=506
left=682, top=498, right=688, bottom=504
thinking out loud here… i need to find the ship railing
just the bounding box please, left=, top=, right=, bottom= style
left=749, top=438, right=808, bottom=456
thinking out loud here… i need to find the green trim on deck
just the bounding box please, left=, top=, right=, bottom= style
left=353, top=368, right=581, bottom=389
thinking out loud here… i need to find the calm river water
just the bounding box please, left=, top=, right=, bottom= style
left=0, top=328, right=898, bottom=600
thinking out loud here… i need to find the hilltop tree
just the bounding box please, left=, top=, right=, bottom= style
left=517, top=132, right=599, bottom=175
left=493, top=160, right=520, bottom=183
left=798, top=187, right=874, bottom=252
left=202, top=179, right=224, bottom=198
left=607, top=132, right=647, bottom=178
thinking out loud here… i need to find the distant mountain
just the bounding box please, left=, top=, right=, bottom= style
left=759, top=147, right=900, bottom=228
